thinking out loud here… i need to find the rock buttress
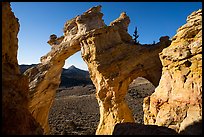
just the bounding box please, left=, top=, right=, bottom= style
left=143, top=9, right=202, bottom=134
left=2, top=2, right=43, bottom=135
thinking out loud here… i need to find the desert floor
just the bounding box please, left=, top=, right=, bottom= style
left=48, top=77, right=155, bottom=135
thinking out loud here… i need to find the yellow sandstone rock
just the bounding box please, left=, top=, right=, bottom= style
left=24, top=5, right=171, bottom=134
left=143, top=9, right=202, bottom=134
left=3, top=3, right=201, bottom=135
left=23, top=5, right=105, bottom=134
left=2, top=2, right=43, bottom=135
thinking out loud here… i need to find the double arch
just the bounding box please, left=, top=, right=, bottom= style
left=24, top=5, right=171, bottom=135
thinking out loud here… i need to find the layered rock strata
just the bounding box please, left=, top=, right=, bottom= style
left=2, top=2, right=43, bottom=134
left=143, top=9, right=202, bottom=134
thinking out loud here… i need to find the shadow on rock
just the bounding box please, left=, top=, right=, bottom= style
left=179, top=120, right=202, bottom=135
left=113, top=120, right=202, bottom=135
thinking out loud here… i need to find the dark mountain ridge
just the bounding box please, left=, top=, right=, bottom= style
left=19, top=64, right=93, bottom=88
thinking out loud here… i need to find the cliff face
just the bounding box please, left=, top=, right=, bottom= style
left=143, top=9, right=202, bottom=133
left=2, top=2, right=43, bottom=135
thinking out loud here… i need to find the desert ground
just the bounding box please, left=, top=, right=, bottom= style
left=48, top=77, right=155, bottom=135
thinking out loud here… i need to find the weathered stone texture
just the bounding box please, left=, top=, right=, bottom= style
left=79, top=13, right=171, bottom=135
left=23, top=5, right=171, bottom=135
left=143, top=9, right=202, bottom=134
left=24, top=5, right=105, bottom=134
left=7, top=4, right=201, bottom=135
left=2, top=2, right=43, bottom=135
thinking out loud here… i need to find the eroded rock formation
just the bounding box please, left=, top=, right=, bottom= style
left=23, top=5, right=171, bottom=135
left=2, top=2, right=43, bottom=134
left=79, top=13, right=171, bottom=135
left=15, top=4, right=201, bottom=135
left=23, top=5, right=105, bottom=134
left=143, top=9, right=202, bottom=134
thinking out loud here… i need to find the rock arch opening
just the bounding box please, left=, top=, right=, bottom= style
left=125, top=77, right=155, bottom=124
left=23, top=5, right=105, bottom=134
left=47, top=51, right=100, bottom=135
left=79, top=19, right=171, bottom=134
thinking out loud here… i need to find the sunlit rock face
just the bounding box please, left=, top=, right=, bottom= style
left=24, top=5, right=105, bottom=134
left=2, top=2, right=43, bottom=135
left=143, top=9, right=202, bottom=134
left=79, top=12, right=171, bottom=135
left=21, top=5, right=201, bottom=135
left=24, top=5, right=171, bottom=135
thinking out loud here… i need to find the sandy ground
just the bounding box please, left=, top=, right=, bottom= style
left=48, top=77, right=155, bottom=135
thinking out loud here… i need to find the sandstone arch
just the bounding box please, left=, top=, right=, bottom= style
left=23, top=6, right=105, bottom=134
left=79, top=17, right=171, bottom=134
left=23, top=5, right=171, bottom=134
left=3, top=3, right=201, bottom=135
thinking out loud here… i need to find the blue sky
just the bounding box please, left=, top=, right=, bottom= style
left=10, top=2, right=202, bottom=70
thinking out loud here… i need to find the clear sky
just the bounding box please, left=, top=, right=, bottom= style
left=10, top=2, right=202, bottom=71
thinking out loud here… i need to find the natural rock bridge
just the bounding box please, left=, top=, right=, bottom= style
left=2, top=2, right=202, bottom=135
left=24, top=5, right=171, bottom=134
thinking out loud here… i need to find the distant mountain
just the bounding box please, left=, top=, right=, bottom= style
left=19, top=64, right=93, bottom=88
left=60, top=65, right=93, bottom=88
left=62, top=65, right=90, bottom=79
